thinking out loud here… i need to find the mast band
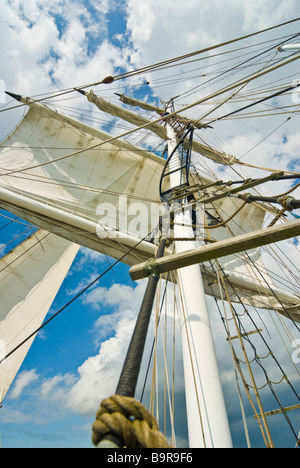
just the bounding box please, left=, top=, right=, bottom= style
left=143, top=258, right=160, bottom=278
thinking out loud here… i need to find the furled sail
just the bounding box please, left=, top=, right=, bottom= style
left=0, top=95, right=298, bottom=322
left=85, top=90, right=167, bottom=140
left=0, top=230, right=79, bottom=403
left=84, top=91, right=237, bottom=165
left=117, top=93, right=210, bottom=129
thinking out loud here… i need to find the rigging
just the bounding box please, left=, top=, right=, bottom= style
left=0, top=19, right=299, bottom=449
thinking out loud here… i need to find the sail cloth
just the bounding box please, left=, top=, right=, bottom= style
left=0, top=96, right=164, bottom=266
left=0, top=231, right=79, bottom=403
left=86, top=91, right=237, bottom=165
left=86, top=90, right=167, bottom=140
left=0, top=96, right=299, bottom=322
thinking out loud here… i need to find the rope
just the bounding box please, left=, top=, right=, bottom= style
left=216, top=266, right=275, bottom=448
left=206, top=82, right=300, bottom=125
left=261, top=179, right=300, bottom=226
left=266, top=208, right=286, bottom=227
left=203, top=201, right=247, bottom=229
left=92, top=394, right=170, bottom=448
left=215, top=271, right=251, bottom=448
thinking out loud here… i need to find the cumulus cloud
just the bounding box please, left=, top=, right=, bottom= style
left=8, top=369, right=39, bottom=399
left=0, top=0, right=130, bottom=95
left=83, top=281, right=146, bottom=310
left=126, top=0, right=298, bottom=62
left=125, top=0, right=296, bottom=76
left=44, top=282, right=148, bottom=414
left=0, top=0, right=130, bottom=139
left=34, top=279, right=187, bottom=435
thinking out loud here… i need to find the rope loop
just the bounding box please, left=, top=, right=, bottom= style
left=277, top=195, right=295, bottom=211
left=144, top=258, right=160, bottom=278
left=92, top=394, right=170, bottom=448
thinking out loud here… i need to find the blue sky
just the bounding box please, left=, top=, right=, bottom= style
left=0, top=0, right=300, bottom=448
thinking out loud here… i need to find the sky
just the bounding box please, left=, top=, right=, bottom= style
left=0, top=0, right=300, bottom=449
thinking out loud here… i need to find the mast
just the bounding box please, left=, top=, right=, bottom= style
left=165, top=107, right=232, bottom=448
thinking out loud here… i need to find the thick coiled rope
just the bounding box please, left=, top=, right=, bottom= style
left=92, top=394, right=170, bottom=448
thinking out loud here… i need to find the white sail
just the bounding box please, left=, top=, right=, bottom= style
left=0, top=97, right=298, bottom=321
left=0, top=96, right=163, bottom=265
left=0, top=230, right=79, bottom=403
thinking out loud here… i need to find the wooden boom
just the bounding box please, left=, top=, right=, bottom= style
left=129, top=219, right=300, bottom=281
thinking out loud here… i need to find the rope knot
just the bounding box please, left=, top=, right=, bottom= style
left=277, top=195, right=295, bottom=211
left=92, top=394, right=170, bottom=448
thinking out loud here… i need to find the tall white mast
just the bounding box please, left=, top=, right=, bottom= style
left=166, top=117, right=232, bottom=448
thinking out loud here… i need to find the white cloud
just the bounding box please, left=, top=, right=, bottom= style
left=35, top=282, right=145, bottom=415
left=0, top=1, right=58, bottom=92
left=69, top=247, right=107, bottom=277
left=65, top=321, right=134, bottom=415
left=126, top=0, right=299, bottom=67
left=83, top=281, right=146, bottom=310
left=8, top=369, right=39, bottom=399
left=0, top=0, right=128, bottom=139
left=65, top=273, right=98, bottom=297
left=34, top=280, right=187, bottom=430
left=1, top=0, right=129, bottom=92
left=241, top=0, right=296, bottom=31
left=40, top=373, right=76, bottom=401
